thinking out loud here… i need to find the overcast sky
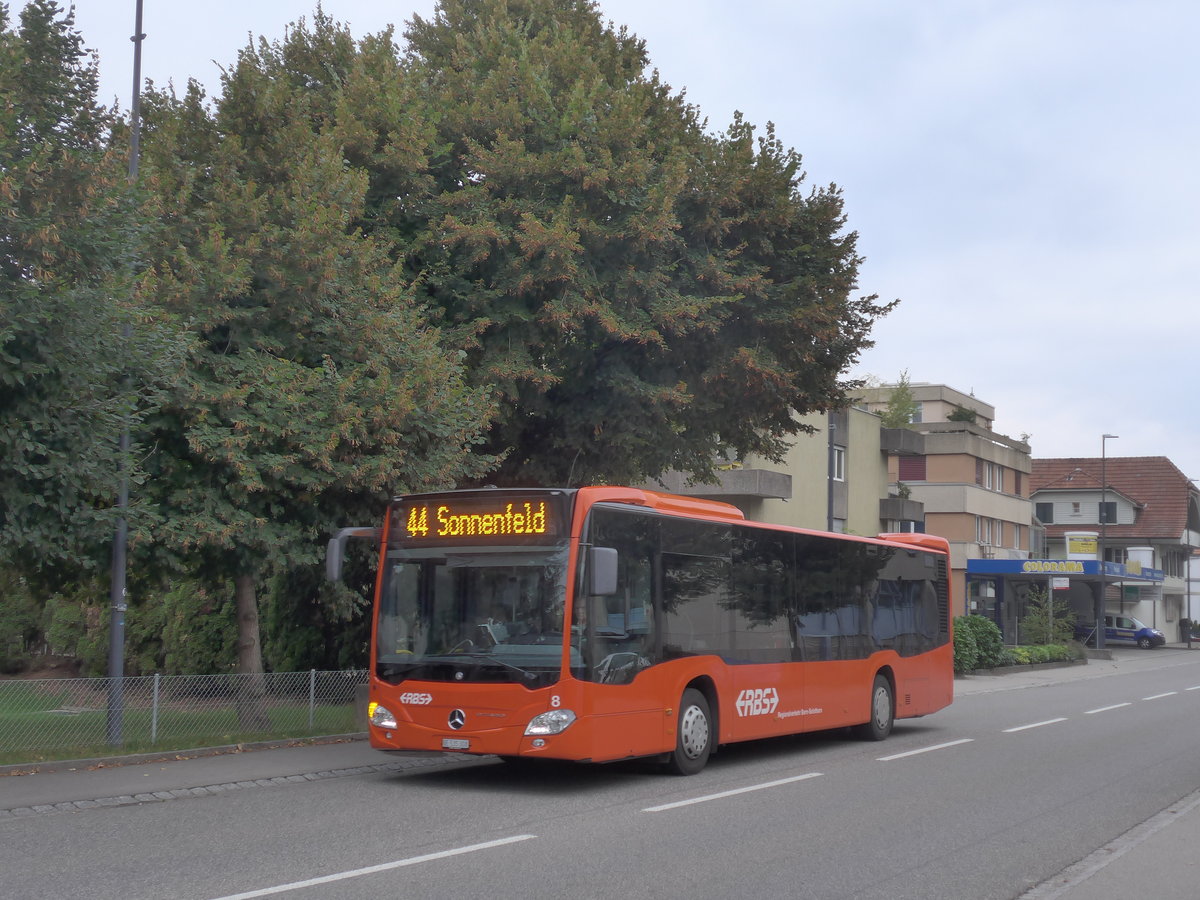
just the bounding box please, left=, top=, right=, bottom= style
left=73, top=0, right=1200, bottom=478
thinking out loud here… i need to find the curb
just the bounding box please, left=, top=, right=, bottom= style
left=958, top=658, right=1089, bottom=678
left=0, top=732, right=368, bottom=778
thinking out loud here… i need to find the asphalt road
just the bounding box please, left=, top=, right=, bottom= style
left=3, top=649, right=1199, bottom=900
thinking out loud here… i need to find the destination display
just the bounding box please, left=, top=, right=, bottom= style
left=394, top=493, right=566, bottom=546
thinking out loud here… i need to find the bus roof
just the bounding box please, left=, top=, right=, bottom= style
left=576, top=486, right=747, bottom=522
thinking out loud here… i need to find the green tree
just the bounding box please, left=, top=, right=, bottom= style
left=1019, top=587, right=1076, bottom=645
left=132, top=21, right=494, bottom=690
left=879, top=370, right=918, bottom=428
left=394, top=0, right=893, bottom=485
left=0, top=570, right=41, bottom=672
left=0, top=1, right=180, bottom=580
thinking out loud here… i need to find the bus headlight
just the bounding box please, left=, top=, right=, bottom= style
left=368, top=702, right=398, bottom=729
left=525, top=709, right=576, bottom=736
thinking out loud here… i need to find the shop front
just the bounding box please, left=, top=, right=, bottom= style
left=965, top=558, right=1164, bottom=644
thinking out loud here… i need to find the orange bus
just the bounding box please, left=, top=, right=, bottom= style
left=327, top=486, right=953, bottom=774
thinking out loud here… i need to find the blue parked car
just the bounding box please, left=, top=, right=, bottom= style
left=1075, top=614, right=1166, bottom=649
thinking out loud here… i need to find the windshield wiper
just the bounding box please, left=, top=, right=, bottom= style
left=424, top=652, right=540, bottom=682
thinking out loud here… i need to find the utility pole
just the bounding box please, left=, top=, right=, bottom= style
left=107, top=0, right=145, bottom=747
left=1096, top=434, right=1118, bottom=652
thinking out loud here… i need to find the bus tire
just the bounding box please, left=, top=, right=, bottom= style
left=853, top=673, right=894, bottom=741
left=667, top=688, right=712, bottom=775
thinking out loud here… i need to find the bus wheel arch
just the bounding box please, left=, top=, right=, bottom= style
left=666, top=678, right=717, bottom=775
left=853, top=668, right=895, bottom=741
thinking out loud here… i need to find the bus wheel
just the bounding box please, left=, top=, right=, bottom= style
left=853, top=674, right=894, bottom=741
left=668, top=688, right=712, bottom=775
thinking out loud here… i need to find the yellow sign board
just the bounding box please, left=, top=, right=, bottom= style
left=1067, top=535, right=1097, bottom=555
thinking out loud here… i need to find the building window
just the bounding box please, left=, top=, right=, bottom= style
left=899, top=456, right=926, bottom=481
left=1012, top=524, right=1022, bottom=549
left=976, top=461, right=1004, bottom=492
left=977, top=516, right=992, bottom=545
left=832, top=445, right=845, bottom=482
left=1035, top=502, right=1053, bottom=524
left=1099, top=501, right=1116, bottom=524
left=1104, top=547, right=1128, bottom=565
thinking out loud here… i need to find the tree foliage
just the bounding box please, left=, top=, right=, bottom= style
left=131, top=14, right=495, bottom=674
left=5, top=0, right=897, bottom=674
left=0, top=1, right=181, bottom=579
left=395, top=0, right=892, bottom=484
left=879, top=370, right=918, bottom=429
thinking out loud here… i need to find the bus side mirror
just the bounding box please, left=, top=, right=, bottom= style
left=588, top=546, right=619, bottom=596
left=326, top=527, right=381, bottom=582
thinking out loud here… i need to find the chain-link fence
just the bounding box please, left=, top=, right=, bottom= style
left=0, top=670, right=367, bottom=765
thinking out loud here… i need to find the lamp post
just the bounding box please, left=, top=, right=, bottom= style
left=1097, top=434, right=1119, bottom=650
left=1187, top=547, right=1193, bottom=649
left=1188, top=479, right=1198, bottom=649
left=107, top=0, right=145, bottom=747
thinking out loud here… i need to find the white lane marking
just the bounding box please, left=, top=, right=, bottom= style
left=1003, top=717, right=1067, bottom=733
left=1084, top=702, right=1131, bottom=714
left=877, top=738, right=974, bottom=761
left=207, top=835, right=536, bottom=900
left=1142, top=691, right=1178, bottom=700
left=642, top=772, right=823, bottom=812
left=1185, top=685, right=1200, bottom=691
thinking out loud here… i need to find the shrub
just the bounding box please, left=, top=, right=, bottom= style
left=952, top=616, right=978, bottom=673
left=953, top=615, right=1004, bottom=671
left=966, top=616, right=1005, bottom=668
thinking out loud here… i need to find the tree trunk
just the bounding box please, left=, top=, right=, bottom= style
left=234, top=573, right=271, bottom=731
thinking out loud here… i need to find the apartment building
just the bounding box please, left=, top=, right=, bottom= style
left=651, top=405, right=917, bottom=537
left=854, top=383, right=1033, bottom=616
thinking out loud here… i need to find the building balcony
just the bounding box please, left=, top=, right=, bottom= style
left=650, top=467, right=792, bottom=501
left=880, top=427, right=925, bottom=456
left=879, top=496, right=924, bottom=522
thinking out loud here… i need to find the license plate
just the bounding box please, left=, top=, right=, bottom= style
left=442, top=738, right=470, bottom=751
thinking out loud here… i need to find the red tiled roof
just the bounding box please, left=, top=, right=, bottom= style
left=1031, top=457, right=1194, bottom=541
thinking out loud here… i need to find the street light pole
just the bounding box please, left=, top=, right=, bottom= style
left=107, top=0, right=145, bottom=747
left=1188, top=480, right=1197, bottom=649
left=1188, top=548, right=1193, bottom=649
left=1098, top=434, right=1118, bottom=650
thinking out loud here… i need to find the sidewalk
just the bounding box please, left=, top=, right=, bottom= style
left=955, top=641, right=1200, bottom=696
left=0, top=738, right=456, bottom=817
left=4, top=648, right=1200, bottom=899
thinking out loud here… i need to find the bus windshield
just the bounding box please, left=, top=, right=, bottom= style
left=376, top=546, right=572, bottom=689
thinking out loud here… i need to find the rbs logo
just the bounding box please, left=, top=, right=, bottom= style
left=399, top=692, right=434, bottom=705
left=735, top=687, right=779, bottom=717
